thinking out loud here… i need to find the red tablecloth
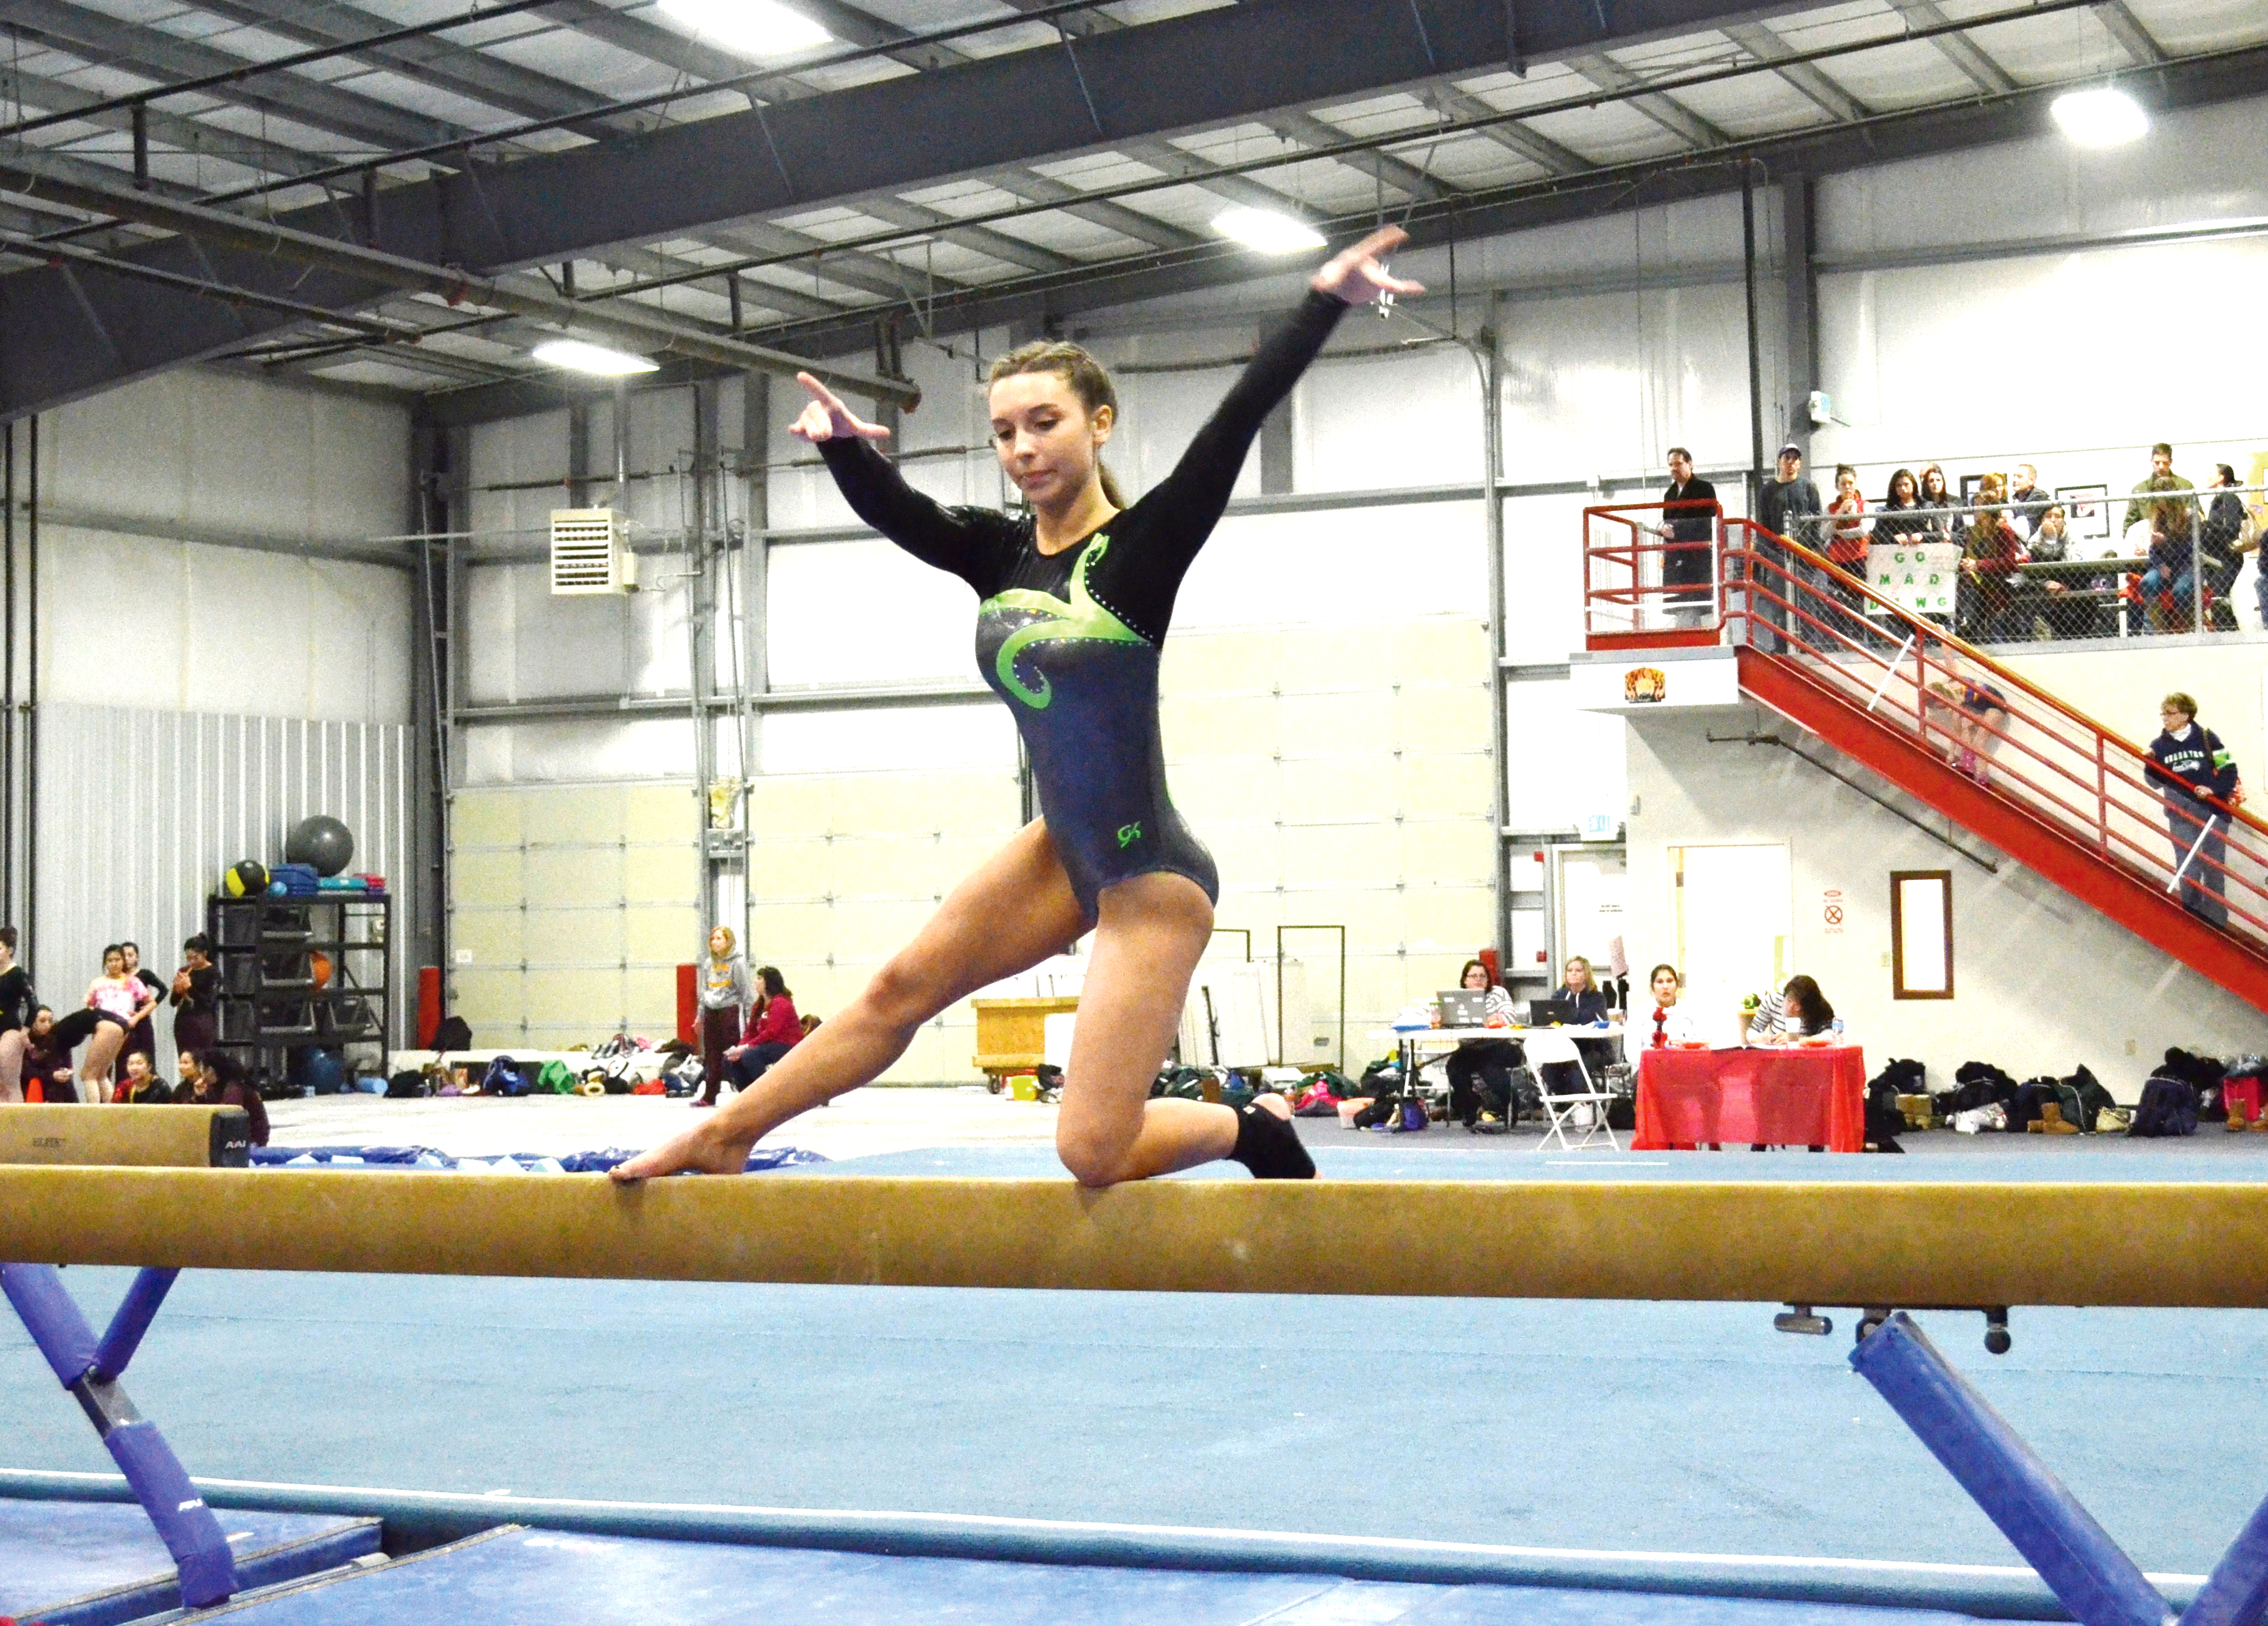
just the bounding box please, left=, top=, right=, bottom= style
left=1633, top=1045, right=1868, bottom=1152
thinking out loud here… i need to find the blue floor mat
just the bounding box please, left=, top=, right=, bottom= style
left=194, top=1526, right=1985, bottom=1626
left=0, top=1497, right=378, bottom=1626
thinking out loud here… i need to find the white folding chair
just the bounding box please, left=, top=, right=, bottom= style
left=1523, top=1030, right=1621, bottom=1153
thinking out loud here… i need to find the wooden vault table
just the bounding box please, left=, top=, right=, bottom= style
left=970, top=995, right=1079, bottom=1085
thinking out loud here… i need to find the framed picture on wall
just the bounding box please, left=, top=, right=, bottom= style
left=1890, top=870, right=1953, bottom=1000
left=2057, top=484, right=2111, bottom=541
left=1959, top=474, right=1987, bottom=509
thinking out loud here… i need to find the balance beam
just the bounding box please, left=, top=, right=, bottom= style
left=6, top=1169, right=2266, bottom=1307
left=0, top=1106, right=251, bottom=1168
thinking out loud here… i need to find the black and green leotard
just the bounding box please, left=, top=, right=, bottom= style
left=818, top=289, right=1347, bottom=919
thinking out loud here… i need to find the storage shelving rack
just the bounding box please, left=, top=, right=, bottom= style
left=207, top=894, right=391, bottom=1096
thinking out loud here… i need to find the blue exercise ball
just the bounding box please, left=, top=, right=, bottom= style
left=285, top=814, right=355, bottom=878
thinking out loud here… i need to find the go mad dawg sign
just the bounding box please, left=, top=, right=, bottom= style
left=1867, top=542, right=1958, bottom=618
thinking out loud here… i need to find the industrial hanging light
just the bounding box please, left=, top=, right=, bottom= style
left=658, top=0, right=831, bottom=57
left=531, top=338, right=662, bottom=376
left=2050, top=86, right=2148, bottom=147
left=1212, top=207, right=1327, bottom=253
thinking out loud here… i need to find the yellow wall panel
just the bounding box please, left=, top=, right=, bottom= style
left=450, top=968, right=521, bottom=1028
left=622, top=968, right=678, bottom=1028
left=449, top=849, right=522, bottom=907
left=744, top=837, right=828, bottom=901
left=622, top=844, right=695, bottom=906
left=1160, top=693, right=1277, bottom=757
left=830, top=898, right=937, bottom=958
left=525, top=846, right=623, bottom=908
left=1202, top=824, right=1281, bottom=890
left=1280, top=822, right=1388, bottom=882
left=1161, top=627, right=1278, bottom=693
left=932, top=832, right=1015, bottom=892
left=450, top=910, right=523, bottom=966
left=623, top=784, right=692, bottom=842
left=625, top=905, right=699, bottom=965
left=523, top=906, right=623, bottom=965
left=1279, top=691, right=1393, bottom=757
left=1388, top=617, right=1487, bottom=685
left=909, top=771, right=1021, bottom=837
left=1277, top=625, right=1378, bottom=690
left=1397, top=686, right=1492, bottom=753
left=1282, top=885, right=1402, bottom=946
left=1400, top=753, right=1492, bottom=817
left=747, top=900, right=835, bottom=958
left=524, top=968, right=619, bottom=1026
left=1402, top=820, right=1498, bottom=885
left=826, top=774, right=954, bottom=836
left=1403, top=888, right=1495, bottom=954
left=451, top=791, right=521, bottom=846
left=1164, top=758, right=1277, bottom=824
left=828, top=834, right=951, bottom=898
left=1279, top=759, right=1398, bottom=822
left=746, top=777, right=832, bottom=839
left=526, top=786, right=627, bottom=844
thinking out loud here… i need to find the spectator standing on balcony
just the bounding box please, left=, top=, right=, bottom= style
left=1878, top=469, right=1930, bottom=545
left=1652, top=447, right=1717, bottom=627
left=1824, top=463, right=1870, bottom=598
left=1759, top=443, right=1823, bottom=547
left=2139, top=490, right=2200, bottom=633
left=1958, top=472, right=2024, bottom=641
left=2198, top=465, right=2245, bottom=632
left=2007, top=464, right=2052, bottom=537
left=1916, top=465, right=1955, bottom=538
left=2124, top=443, right=2195, bottom=536
left=2150, top=693, right=2243, bottom=928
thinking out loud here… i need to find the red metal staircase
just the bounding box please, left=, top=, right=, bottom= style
left=1581, top=504, right=2268, bottom=1015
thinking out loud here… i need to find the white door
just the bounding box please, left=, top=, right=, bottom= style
left=1554, top=846, right=1629, bottom=988
left=1672, top=844, right=1791, bottom=1044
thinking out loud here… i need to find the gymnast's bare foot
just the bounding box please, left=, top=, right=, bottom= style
left=609, top=1117, right=756, bottom=1181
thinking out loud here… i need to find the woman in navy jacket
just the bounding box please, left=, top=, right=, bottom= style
left=2150, top=691, right=2244, bottom=926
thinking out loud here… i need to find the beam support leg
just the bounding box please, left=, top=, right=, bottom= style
left=2181, top=1494, right=2268, bottom=1626
left=2, top=1263, right=239, bottom=1608
left=1851, top=1312, right=2167, bottom=1626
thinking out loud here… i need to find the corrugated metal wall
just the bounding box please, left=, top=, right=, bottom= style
left=33, top=702, right=416, bottom=1067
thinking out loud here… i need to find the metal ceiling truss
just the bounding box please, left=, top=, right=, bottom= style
left=0, top=0, right=2250, bottom=423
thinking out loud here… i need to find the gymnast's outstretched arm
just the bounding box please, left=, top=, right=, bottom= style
left=797, top=379, right=1017, bottom=593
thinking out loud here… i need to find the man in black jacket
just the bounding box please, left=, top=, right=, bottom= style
left=2150, top=691, right=2244, bottom=926
left=1653, top=447, right=1718, bottom=626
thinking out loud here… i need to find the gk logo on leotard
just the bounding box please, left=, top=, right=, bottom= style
left=1116, top=822, right=1143, bottom=849
left=981, top=532, right=1145, bottom=709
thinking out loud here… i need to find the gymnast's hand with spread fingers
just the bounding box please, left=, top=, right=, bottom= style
left=787, top=373, right=893, bottom=447
left=1308, top=224, right=1427, bottom=306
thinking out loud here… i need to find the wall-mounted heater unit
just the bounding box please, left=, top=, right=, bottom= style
left=549, top=508, right=637, bottom=595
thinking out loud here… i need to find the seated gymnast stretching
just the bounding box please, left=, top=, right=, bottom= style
left=618, top=225, right=1421, bottom=1188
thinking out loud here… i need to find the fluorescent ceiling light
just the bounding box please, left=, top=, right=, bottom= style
left=658, top=0, right=831, bottom=58
left=532, top=338, right=661, bottom=376
left=1212, top=207, right=1326, bottom=254
left=2051, top=86, right=2148, bottom=147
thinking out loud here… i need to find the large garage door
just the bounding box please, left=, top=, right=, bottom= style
left=448, top=782, right=699, bottom=1047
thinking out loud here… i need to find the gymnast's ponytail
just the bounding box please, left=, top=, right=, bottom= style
left=989, top=339, right=1126, bottom=508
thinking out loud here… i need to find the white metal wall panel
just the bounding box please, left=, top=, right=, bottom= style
left=1296, top=343, right=1484, bottom=492
left=763, top=539, right=981, bottom=686
left=1175, top=502, right=1486, bottom=629
left=33, top=703, right=415, bottom=1071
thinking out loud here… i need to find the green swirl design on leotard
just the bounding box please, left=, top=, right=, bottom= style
left=980, top=532, right=1147, bottom=709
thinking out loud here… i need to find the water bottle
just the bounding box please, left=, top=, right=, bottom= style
left=1831, top=1018, right=1845, bottom=1042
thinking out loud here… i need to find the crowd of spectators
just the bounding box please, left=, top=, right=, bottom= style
left=1662, top=442, right=2260, bottom=643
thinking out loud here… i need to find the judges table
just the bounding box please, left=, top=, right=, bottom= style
left=1373, top=1027, right=1626, bottom=1107
left=1633, top=1043, right=1868, bottom=1152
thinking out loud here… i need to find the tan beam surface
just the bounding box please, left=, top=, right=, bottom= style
left=4, top=1169, right=2264, bottom=1308
left=0, top=1106, right=251, bottom=1168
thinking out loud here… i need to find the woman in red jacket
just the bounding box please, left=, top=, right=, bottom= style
left=725, top=966, right=801, bottom=1092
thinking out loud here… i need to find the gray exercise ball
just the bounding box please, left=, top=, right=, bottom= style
left=285, top=814, right=355, bottom=878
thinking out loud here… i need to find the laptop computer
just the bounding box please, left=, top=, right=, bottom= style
left=1437, top=989, right=1493, bottom=1027
left=1528, top=997, right=1578, bottom=1027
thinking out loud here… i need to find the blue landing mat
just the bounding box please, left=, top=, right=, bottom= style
left=1, top=1497, right=380, bottom=1626
left=190, top=1527, right=1984, bottom=1626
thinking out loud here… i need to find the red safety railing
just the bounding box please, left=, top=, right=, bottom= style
left=1582, top=504, right=2268, bottom=960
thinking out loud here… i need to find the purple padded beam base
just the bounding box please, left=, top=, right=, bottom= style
left=1, top=1262, right=240, bottom=1609
left=1851, top=1312, right=2168, bottom=1626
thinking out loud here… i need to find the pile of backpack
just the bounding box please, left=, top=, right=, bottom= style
left=1928, top=1060, right=2121, bottom=1135
left=2130, top=1049, right=2268, bottom=1137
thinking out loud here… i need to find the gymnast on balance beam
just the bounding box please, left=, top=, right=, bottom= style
left=616, top=227, right=1422, bottom=1189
